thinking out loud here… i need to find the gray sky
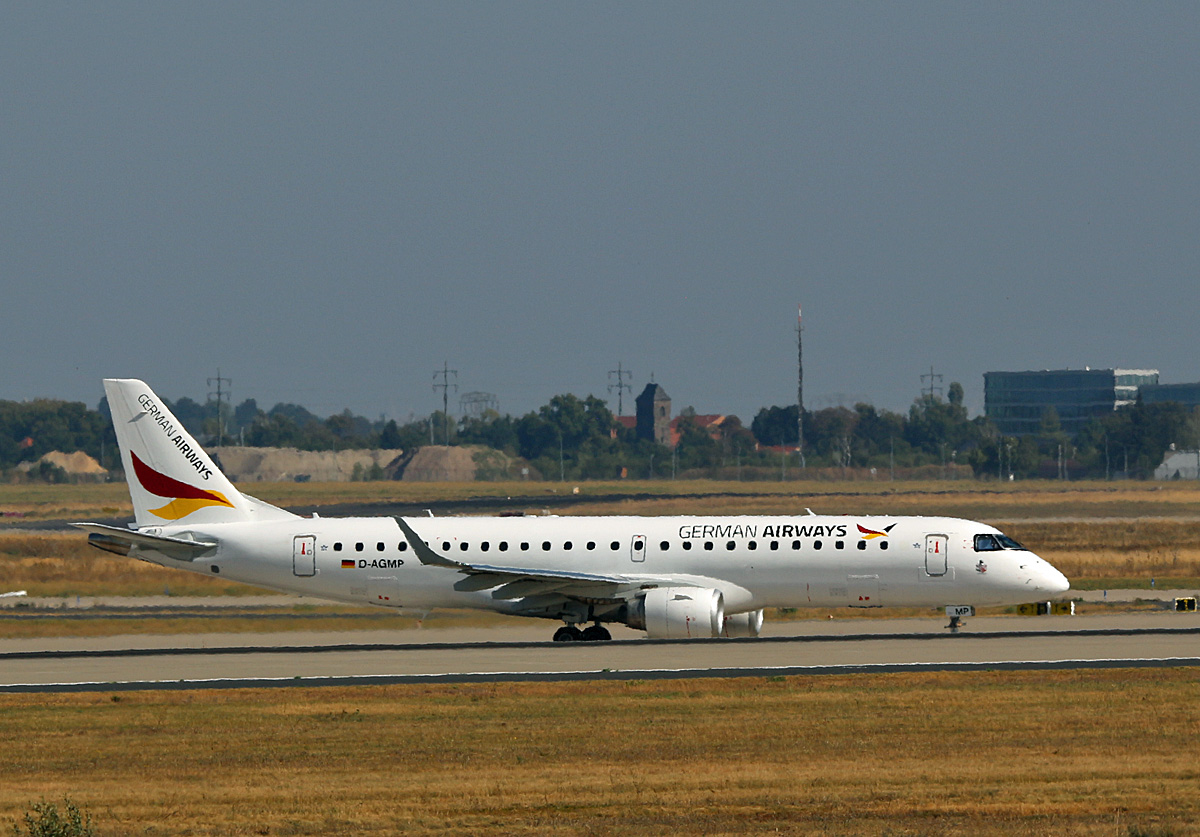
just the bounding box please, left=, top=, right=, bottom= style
left=4, top=3, right=1198, bottom=422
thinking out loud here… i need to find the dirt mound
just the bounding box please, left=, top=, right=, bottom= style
left=397, top=446, right=536, bottom=482
left=212, top=447, right=404, bottom=482
left=34, top=451, right=106, bottom=475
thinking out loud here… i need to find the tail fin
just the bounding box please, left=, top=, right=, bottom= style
left=104, top=379, right=294, bottom=526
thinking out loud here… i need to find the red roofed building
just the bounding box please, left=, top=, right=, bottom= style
left=613, top=383, right=725, bottom=449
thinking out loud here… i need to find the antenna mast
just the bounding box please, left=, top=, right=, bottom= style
left=797, top=305, right=805, bottom=467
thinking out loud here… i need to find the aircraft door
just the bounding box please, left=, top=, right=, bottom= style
left=631, top=534, right=646, bottom=563
left=925, top=534, right=948, bottom=576
left=293, top=536, right=317, bottom=577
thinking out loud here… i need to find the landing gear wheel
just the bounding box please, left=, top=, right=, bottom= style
left=553, top=625, right=584, bottom=642
left=580, top=625, right=612, bottom=642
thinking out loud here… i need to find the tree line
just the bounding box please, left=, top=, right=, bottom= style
left=2, top=383, right=1197, bottom=481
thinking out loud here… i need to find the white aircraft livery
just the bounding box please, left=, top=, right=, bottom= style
left=76, top=379, right=1070, bottom=641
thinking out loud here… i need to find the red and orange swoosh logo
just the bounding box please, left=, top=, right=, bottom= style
left=132, top=452, right=234, bottom=520
left=857, top=523, right=897, bottom=540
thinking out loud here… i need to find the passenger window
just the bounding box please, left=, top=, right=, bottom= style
left=792, top=540, right=802, bottom=550
left=726, top=540, right=736, bottom=550
left=682, top=541, right=693, bottom=550
left=542, top=541, right=551, bottom=551
left=660, top=541, right=669, bottom=550
left=564, top=541, right=573, bottom=550
left=835, top=540, right=844, bottom=549
left=611, top=541, right=620, bottom=550
left=880, top=541, right=889, bottom=551
left=441, top=542, right=450, bottom=551
left=398, top=542, right=408, bottom=552
left=481, top=542, right=490, bottom=552
left=857, top=541, right=866, bottom=551
left=770, top=541, right=779, bottom=551
left=587, top=541, right=596, bottom=550
left=813, top=540, right=822, bottom=550
left=704, top=541, right=714, bottom=551
left=748, top=541, right=757, bottom=551
left=521, top=542, right=529, bottom=551
left=356, top=542, right=364, bottom=552
left=333, top=543, right=342, bottom=552
left=377, top=542, right=385, bottom=551
left=460, top=543, right=469, bottom=551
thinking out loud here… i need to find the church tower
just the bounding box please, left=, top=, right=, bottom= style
left=635, top=383, right=672, bottom=446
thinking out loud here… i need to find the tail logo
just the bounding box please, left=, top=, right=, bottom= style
left=857, top=523, right=897, bottom=540
left=131, top=452, right=235, bottom=520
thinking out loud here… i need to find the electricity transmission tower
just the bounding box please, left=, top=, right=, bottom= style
left=432, top=362, right=458, bottom=445
left=207, top=369, right=231, bottom=447
left=608, top=362, right=632, bottom=415
left=921, top=366, right=944, bottom=401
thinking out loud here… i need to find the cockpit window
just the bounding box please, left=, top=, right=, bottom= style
left=974, top=534, right=1002, bottom=551
left=975, top=533, right=1027, bottom=551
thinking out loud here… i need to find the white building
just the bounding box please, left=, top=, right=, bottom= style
left=1154, top=448, right=1200, bottom=480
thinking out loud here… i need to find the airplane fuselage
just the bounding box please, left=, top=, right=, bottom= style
left=139, top=513, right=1065, bottom=616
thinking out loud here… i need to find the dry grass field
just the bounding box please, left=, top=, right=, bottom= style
left=7, top=477, right=1200, bottom=522
left=2, top=669, right=1198, bottom=836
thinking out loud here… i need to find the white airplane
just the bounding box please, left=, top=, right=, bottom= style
left=75, top=379, right=1070, bottom=641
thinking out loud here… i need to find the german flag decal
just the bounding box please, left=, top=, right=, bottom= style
left=132, top=452, right=235, bottom=520
left=857, top=523, right=897, bottom=539
left=341, top=559, right=356, bottom=569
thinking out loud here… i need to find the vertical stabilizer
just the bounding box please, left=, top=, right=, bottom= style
left=105, top=379, right=272, bottom=527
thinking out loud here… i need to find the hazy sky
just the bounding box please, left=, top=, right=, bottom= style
left=4, top=3, right=1198, bottom=422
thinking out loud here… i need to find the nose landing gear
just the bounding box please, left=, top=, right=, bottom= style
left=944, top=605, right=975, bottom=633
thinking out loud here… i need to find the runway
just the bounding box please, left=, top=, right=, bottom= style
left=2, top=612, right=1198, bottom=692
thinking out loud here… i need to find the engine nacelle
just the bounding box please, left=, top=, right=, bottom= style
left=722, top=609, right=764, bottom=638
left=628, top=587, right=724, bottom=639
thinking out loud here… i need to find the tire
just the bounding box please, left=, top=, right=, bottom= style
left=580, top=625, right=612, bottom=642
left=553, top=626, right=583, bottom=642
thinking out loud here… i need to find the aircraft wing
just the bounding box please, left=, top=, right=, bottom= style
left=71, top=522, right=217, bottom=562
left=395, top=517, right=677, bottom=602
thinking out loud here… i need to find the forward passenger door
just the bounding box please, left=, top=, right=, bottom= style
left=925, top=534, right=948, bottom=576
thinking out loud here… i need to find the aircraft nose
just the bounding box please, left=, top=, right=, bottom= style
left=1032, top=559, right=1070, bottom=596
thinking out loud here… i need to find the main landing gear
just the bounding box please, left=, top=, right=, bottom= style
left=553, top=624, right=612, bottom=642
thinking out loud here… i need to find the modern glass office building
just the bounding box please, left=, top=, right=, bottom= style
left=1138, top=382, right=1200, bottom=408
left=984, top=368, right=1160, bottom=436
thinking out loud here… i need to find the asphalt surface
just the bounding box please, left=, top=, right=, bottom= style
left=2, top=611, right=1198, bottom=692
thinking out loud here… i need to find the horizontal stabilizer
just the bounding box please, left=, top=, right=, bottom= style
left=71, top=522, right=216, bottom=561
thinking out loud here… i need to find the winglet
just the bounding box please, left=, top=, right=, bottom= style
left=394, top=517, right=460, bottom=569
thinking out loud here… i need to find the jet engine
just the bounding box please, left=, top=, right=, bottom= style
left=627, top=587, right=724, bottom=639
left=722, top=609, right=764, bottom=638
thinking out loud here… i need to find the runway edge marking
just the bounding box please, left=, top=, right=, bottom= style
left=3, top=657, right=1200, bottom=693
